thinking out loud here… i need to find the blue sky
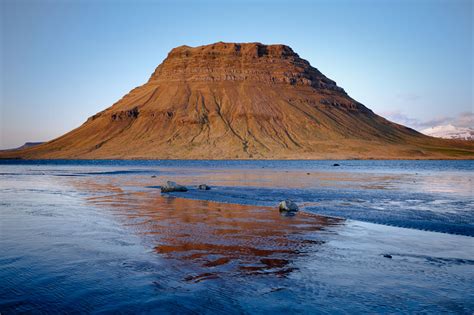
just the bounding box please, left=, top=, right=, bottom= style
left=1, top=0, right=472, bottom=148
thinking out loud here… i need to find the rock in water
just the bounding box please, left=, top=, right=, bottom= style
left=279, top=200, right=299, bottom=212
left=197, top=184, right=211, bottom=190
left=161, top=181, right=188, bottom=193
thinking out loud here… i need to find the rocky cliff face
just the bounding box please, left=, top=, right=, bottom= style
left=150, top=43, right=345, bottom=93
left=3, top=42, right=473, bottom=159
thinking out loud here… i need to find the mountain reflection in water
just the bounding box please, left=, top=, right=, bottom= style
left=83, top=180, right=342, bottom=281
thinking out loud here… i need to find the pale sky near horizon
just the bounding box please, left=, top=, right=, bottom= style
left=1, top=0, right=472, bottom=149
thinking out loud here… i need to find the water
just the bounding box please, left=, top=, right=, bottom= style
left=1, top=160, right=473, bottom=313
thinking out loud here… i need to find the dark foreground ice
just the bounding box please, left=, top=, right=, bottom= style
left=0, top=160, right=473, bottom=313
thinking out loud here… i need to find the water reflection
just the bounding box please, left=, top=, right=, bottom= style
left=76, top=178, right=342, bottom=281
left=2, top=164, right=473, bottom=313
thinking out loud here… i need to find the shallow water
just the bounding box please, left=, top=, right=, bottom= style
left=1, top=160, right=473, bottom=313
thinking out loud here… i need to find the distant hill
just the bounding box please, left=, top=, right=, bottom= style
left=1, top=42, right=472, bottom=159
left=1, top=142, right=44, bottom=152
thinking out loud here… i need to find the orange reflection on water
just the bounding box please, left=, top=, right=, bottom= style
left=78, top=179, right=343, bottom=281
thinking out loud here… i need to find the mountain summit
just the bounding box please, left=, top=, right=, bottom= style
left=3, top=42, right=473, bottom=159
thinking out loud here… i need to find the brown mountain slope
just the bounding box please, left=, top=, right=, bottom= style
left=2, top=42, right=473, bottom=159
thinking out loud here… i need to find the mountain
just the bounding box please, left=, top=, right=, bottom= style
left=1, top=42, right=473, bottom=159
left=421, top=124, right=474, bottom=141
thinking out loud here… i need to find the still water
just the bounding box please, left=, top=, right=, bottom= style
left=1, top=160, right=473, bottom=313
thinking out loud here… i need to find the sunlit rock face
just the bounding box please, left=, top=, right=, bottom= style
left=150, top=42, right=346, bottom=92
left=2, top=42, right=472, bottom=159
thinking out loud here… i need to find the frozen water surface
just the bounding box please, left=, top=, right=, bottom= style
left=0, top=160, right=473, bottom=313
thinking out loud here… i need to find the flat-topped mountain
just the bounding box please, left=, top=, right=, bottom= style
left=2, top=42, right=473, bottom=159
left=150, top=43, right=345, bottom=92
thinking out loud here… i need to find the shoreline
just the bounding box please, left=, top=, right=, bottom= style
left=2, top=157, right=474, bottom=162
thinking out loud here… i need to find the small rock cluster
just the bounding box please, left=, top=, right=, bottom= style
left=160, top=181, right=211, bottom=193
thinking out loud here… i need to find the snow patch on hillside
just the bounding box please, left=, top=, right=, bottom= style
left=421, top=124, right=474, bottom=140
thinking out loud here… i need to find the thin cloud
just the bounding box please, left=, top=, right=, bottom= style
left=455, top=112, right=474, bottom=128
left=380, top=111, right=473, bottom=131
left=395, top=93, right=421, bottom=102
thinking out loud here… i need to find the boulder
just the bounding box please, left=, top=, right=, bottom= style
left=197, top=184, right=211, bottom=190
left=333, top=163, right=340, bottom=166
left=161, top=181, right=188, bottom=193
left=278, top=200, right=299, bottom=212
